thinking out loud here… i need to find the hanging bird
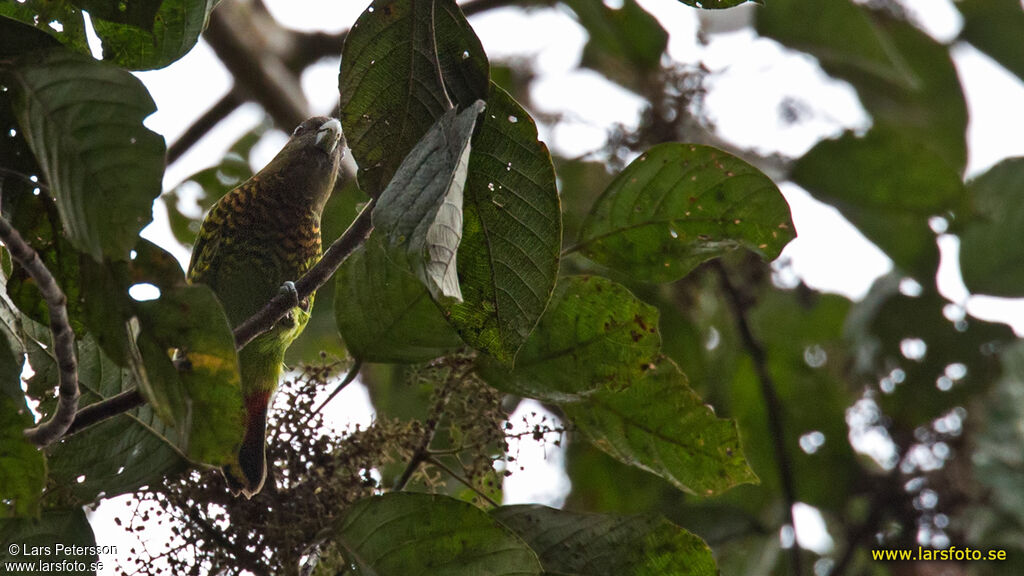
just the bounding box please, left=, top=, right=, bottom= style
left=187, top=116, right=345, bottom=498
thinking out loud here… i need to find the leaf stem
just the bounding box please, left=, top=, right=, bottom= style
left=310, top=358, right=363, bottom=416
left=425, top=455, right=499, bottom=507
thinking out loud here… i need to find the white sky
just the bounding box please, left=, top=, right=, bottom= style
left=79, top=0, right=1024, bottom=571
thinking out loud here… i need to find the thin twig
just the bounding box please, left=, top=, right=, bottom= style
left=713, top=260, right=802, bottom=576
left=234, top=199, right=374, bottom=350
left=311, top=358, right=363, bottom=416
left=2, top=214, right=80, bottom=446
left=425, top=455, right=499, bottom=507
left=64, top=388, right=144, bottom=436
left=393, top=368, right=460, bottom=491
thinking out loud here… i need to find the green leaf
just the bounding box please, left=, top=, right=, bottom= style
left=567, top=360, right=758, bottom=497
left=335, top=235, right=463, bottom=363
left=38, top=337, right=186, bottom=504
left=757, top=0, right=967, bottom=170
left=71, top=0, right=161, bottom=32
left=960, top=158, right=1024, bottom=297
left=91, top=0, right=218, bottom=70
left=333, top=493, right=542, bottom=575
left=479, top=276, right=659, bottom=403
left=493, top=505, right=718, bottom=576
left=339, top=0, right=489, bottom=197
left=4, top=49, right=166, bottom=261
left=563, top=0, right=667, bottom=88
left=791, top=127, right=964, bottom=279
left=440, top=84, right=561, bottom=364
left=0, top=315, right=45, bottom=518
left=0, top=509, right=96, bottom=573
left=0, top=6, right=90, bottom=56
left=135, top=285, right=244, bottom=467
left=958, top=0, right=1024, bottom=85
left=374, top=101, right=485, bottom=302
left=577, top=143, right=793, bottom=283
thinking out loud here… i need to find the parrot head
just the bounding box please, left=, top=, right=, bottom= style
left=259, top=115, right=346, bottom=213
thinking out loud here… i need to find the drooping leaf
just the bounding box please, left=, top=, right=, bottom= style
left=479, top=276, right=659, bottom=403
left=0, top=509, right=96, bottom=572
left=577, top=143, right=793, bottom=283
left=334, top=235, right=463, bottom=363
left=440, top=84, right=561, bottom=364
left=960, top=158, right=1024, bottom=297
left=91, top=0, right=218, bottom=70
left=0, top=313, right=44, bottom=518
left=563, top=0, right=667, bottom=88
left=757, top=0, right=968, bottom=170
left=373, top=101, right=485, bottom=302
left=791, top=127, right=964, bottom=280
left=493, top=505, right=718, bottom=576
left=567, top=359, right=758, bottom=496
left=3, top=49, right=165, bottom=261
left=339, top=0, right=489, bottom=197
left=0, top=6, right=90, bottom=56
left=135, top=285, right=244, bottom=467
left=333, top=493, right=542, bottom=576
left=958, top=0, right=1024, bottom=85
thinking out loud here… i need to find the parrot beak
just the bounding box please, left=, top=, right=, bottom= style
left=315, top=118, right=343, bottom=154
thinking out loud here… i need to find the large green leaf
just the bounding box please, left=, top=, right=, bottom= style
left=335, top=236, right=463, bottom=363
left=493, top=505, right=717, bottom=576
left=577, top=143, right=793, bottom=283
left=333, top=493, right=542, bottom=575
left=960, top=158, right=1024, bottom=297
left=0, top=312, right=44, bottom=518
left=374, top=101, right=485, bottom=301
left=757, top=0, right=968, bottom=171
left=567, top=360, right=757, bottom=497
left=135, top=285, right=244, bottom=467
left=676, top=0, right=755, bottom=8
left=3, top=49, right=165, bottom=261
left=440, top=84, right=561, bottom=364
left=563, top=0, right=667, bottom=88
left=0, top=509, right=96, bottom=573
left=339, top=0, right=489, bottom=197
left=791, top=127, right=964, bottom=279
left=0, top=6, right=90, bottom=56
left=479, top=276, right=659, bottom=403
left=91, top=0, right=217, bottom=70
left=958, top=0, right=1024, bottom=85
left=71, top=0, right=161, bottom=31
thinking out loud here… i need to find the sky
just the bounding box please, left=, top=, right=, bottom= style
left=74, top=0, right=1024, bottom=572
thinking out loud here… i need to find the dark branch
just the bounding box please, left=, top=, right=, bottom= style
left=166, top=88, right=246, bottom=165
left=65, top=388, right=145, bottom=436
left=394, top=368, right=460, bottom=491
left=233, top=199, right=374, bottom=350
left=2, top=214, right=80, bottom=446
left=714, top=260, right=803, bottom=576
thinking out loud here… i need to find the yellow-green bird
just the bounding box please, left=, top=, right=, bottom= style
left=187, top=116, right=344, bottom=498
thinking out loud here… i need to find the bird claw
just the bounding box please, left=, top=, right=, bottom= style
left=278, top=281, right=299, bottom=306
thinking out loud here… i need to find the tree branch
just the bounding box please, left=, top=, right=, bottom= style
left=166, top=88, right=246, bottom=166
left=393, top=367, right=460, bottom=491
left=64, top=387, right=144, bottom=436
left=713, top=260, right=802, bottom=576
left=2, top=214, right=80, bottom=446
left=233, top=199, right=374, bottom=350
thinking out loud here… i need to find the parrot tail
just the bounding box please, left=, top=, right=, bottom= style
left=222, top=391, right=271, bottom=499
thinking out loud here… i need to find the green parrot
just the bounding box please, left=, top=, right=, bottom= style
left=187, top=116, right=345, bottom=498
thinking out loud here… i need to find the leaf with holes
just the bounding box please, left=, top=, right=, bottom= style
left=577, top=143, right=793, bottom=283
left=478, top=276, right=659, bottom=403
left=440, top=84, right=561, bottom=364
left=339, top=0, right=488, bottom=197
left=4, top=49, right=165, bottom=261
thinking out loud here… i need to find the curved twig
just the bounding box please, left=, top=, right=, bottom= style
left=311, top=358, right=363, bottom=416
left=2, top=214, right=80, bottom=446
